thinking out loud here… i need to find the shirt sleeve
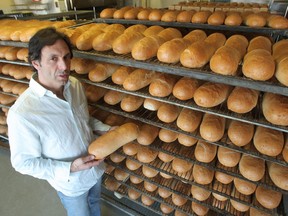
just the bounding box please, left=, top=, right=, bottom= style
left=89, top=116, right=111, bottom=132
left=7, top=110, right=71, bottom=182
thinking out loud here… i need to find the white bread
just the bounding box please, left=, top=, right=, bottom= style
left=191, top=11, right=212, bottom=23
left=191, top=185, right=211, bottom=201
left=194, top=82, right=231, bottom=108
left=282, top=136, right=288, bottom=163
left=142, top=165, right=158, bottom=178
left=160, top=203, right=173, bottom=214
left=267, top=162, right=288, bottom=190
left=238, top=154, right=265, bottom=182
left=157, top=27, right=182, bottom=42
left=161, top=10, right=179, bottom=22
left=191, top=202, right=209, bottom=216
left=208, top=11, right=226, bottom=25
left=199, top=113, right=226, bottom=142
left=137, top=146, right=158, bottom=163
left=88, top=123, right=139, bottom=159
left=104, top=24, right=126, bottom=33
left=172, top=77, right=201, bottom=101
left=123, top=69, right=158, bottom=91
left=100, top=8, right=116, bottom=18
left=233, top=177, right=256, bottom=195
left=110, top=153, right=125, bottom=163
left=247, top=36, right=272, bottom=53
left=275, top=56, right=288, bottom=86
left=124, top=24, right=147, bottom=34
left=228, top=120, right=254, bottom=147
left=76, top=28, right=103, bottom=51
left=157, top=103, right=180, bottom=123
left=158, top=187, right=172, bottom=199
left=103, top=113, right=125, bottom=126
left=137, top=123, right=159, bottom=145
left=113, top=6, right=133, bottom=19
left=143, top=98, right=163, bottom=111
left=137, top=9, right=151, bottom=20
left=158, top=128, right=178, bottom=143
left=88, top=63, right=119, bottom=82
left=149, top=73, right=178, bottom=97
left=267, top=15, right=288, bottom=29
left=217, top=146, right=241, bottom=167
left=127, top=188, right=141, bottom=200
left=104, top=178, right=120, bottom=191
left=112, top=31, right=144, bottom=54
left=104, top=90, right=126, bottom=105
left=84, top=85, right=107, bottom=103
left=255, top=185, right=282, bottom=209
left=143, top=25, right=164, bottom=37
left=227, top=86, right=259, bottom=114
left=172, top=158, right=193, bottom=174
left=144, top=181, right=158, bottom=192
left=71, top=58, right=96, bottom=75
left=215, top=171, right=234, bottom=184
left=130, top=175, right=143, bottom=184
left=193, top=164, right=214, bottom=185
left=92, top=30, right=123, bottom=51
left=120, top=95, right=144, bottom=112
left=176, top=10, right=196, bottom=22
left=157, top=151, right=174, bottom=163
left=172, top=193, right=188, bottom=207
left=176, top=108, right=202, bottom=133
left=244, top=13, right=266, bottom=27
left=111, top=66, right=134, bottom=85
left=262, top=92, right=288, bottom=126
left=124, top=7, right=142, bottom=20
left=141, top=195, right=154, bottom=206
left=253, top=126, right=284, bottom=157
left=148, top=9, right=164, bottom=21
left=183, top=29, right=207, bottom=44
left=132, top=35, right=165, bottom=60
left=177, top=133, right=198, bottom=147
left=122, top=142, right=139, bottom=156
left=225, top=34, right=248, bottom=58
left=249, top=207, right=272, bottom=216
left=125, top=158, right=141, bottom=171
left=114, top=168, right=129, bottom=181
left=195, top=140, right=217, bottom=163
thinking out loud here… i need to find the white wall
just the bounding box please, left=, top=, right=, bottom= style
left=0, top=0, right=14, bottom=13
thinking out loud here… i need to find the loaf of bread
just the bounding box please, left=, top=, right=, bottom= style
left=230, top=198, right=250, bottom=212
left=158, top=187, right=172, bottom=199
left=267, top=15, right=288, bottom=29
left=194, top=82, right=231, bottom=108
left=225, top=34, right=248, bottom=58
left=142, top=165, right=158, bottom=178
left=205, top=32, right=227, bottom=50
left=172, top=193, right=188, bottom=207
left=178, top=133, right=198, bottom=147
left=88, top=63, right=119, bottom=82
left=242, top=49, right=275, bottom=81
left=273, top=39, right=288, bottom=64
left=127, top=188, right=140, bottom=200
left=244, top=13, right=266, bottom=27
left=228, top=120, right=254, bottom=147
left=104, top=178, right=120, bottom=191
left=114, top=168, right=129, bottom=181
left=161, top=10, right=179, bottom=22
left=275, top=56, right=288, bottom=86
left=144, top=181, right=158, bottom=192
left=141, top=195, right=154, bottom=206
left=172, top=77, right=200, bottom=101
left=88, top=123, right=139, bottom=159
left=191, top=185, right=211, bottom=201
left=124, top=24, right=147, bottom=34
left=112, top=31, right=144, bottom=54
left=215, top=171, right=234, bottom=185
left=120, top=95, right=144, bottom=112
left=176, top=10, right=196, bottom=22
left=103, top=113, right=125, bottom=126
left=224, top=12, right=243, bottom=26
left=5, top=47, right=21, bottom=61
left=227, top=86, right=259, bottom=114
left=247, top=36, right=272, bottom=53
left=233, top=177, right=256, bottom=195
left=111, top=66, right=134, bottom=85
left=158, top=128, right=178, bottom=143
left=76, top=28, right=103, bottom=51
left=195, top=140, right=217, bottom=163
left=132, top=35, right=165, bottom=60
left=212, top=183, right=229, bottom=201
left=71, top=58, right=96, bottom=75
left=262, top=92, right=288, bottom=126
left=113, top=6, right=133, bottom=19
left=183, top=29, right=207, bottom=44
left=282, top=137, right=288, bottom=163
left=137, top=9, right=151, bottom=20
left=122, top=142, right=139, bottom=156
left=149, top=73, right=178, bottom=97
left=255, top=185, right=282, bottom=209
left=191, top=11, right=212, bottom=23
left=125, top=158, right=141, bottom=171
left=210, top=46, right=241, bottom=76
left=191, top=202, right=209, bottom=216
left=207, top=11, right=226, bottom=25
left=199, top=113, right=226, bottom=142
left=172, top=157, right=193, bottom=174
left=157, top=103, right=180, bottom=123
left=130, top=175, right=143, bottom=184
left=267, top=162, right=288, bottom=190
left=176, top=108, right=202, bottom=132
left=84, top=85, right=107, bottom=103
left=16, top=48, right=28, bottom=62
left=143, top=25, right=164, bottom=37
left=217, top=146, right=241, bottom=167
left=92, top=30, right=123, bottom=51
left=124, top=7, right=142, bottom=20
left=143, top=98, right=163, bottom=111
left=157, top=27, right=182, bottom=42
left=148, top=9, right=164, bottom=21
left=249, top=207, right=272, bottom=216
left=104, top=90, right=126, bottom=105
left=137, top=123, right=159, bottom=145
left=123, top=69, right=158, bottom=91
left=100, top=8, right=116, bottom=18
left=160, top=203, right=173, bottom=214
left=253, top=126, right=284, bottom=157
left=137, top=146, right=158, bottom=163
left=158, top=151, right=174, bottom=163
left=193, top=164, right=214, bottom=185
left=239, top=154, right=265, bottom=182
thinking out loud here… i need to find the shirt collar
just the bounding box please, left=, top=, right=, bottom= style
left=29, top=73, right=71, bottom=98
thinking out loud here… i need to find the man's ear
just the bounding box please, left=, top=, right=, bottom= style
left=31, top=60, right=41, bottom=70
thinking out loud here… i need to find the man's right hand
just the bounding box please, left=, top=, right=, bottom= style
left=70, top=155, right=104, bottom=172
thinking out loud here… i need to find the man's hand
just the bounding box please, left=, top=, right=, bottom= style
left=70, top=155, right=104, bottom=172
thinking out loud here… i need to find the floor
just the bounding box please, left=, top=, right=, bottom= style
left=0, top=146, right=133, bottom=216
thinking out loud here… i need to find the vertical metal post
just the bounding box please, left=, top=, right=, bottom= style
left=93, top=7, right=96, bottom=20
left=74, top=7, right=78, bottom=20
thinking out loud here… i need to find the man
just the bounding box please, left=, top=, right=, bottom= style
left=7, top=27, right=110, bottom=216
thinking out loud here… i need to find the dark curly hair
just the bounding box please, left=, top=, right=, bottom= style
left=28, top=27, right=73, bottom=71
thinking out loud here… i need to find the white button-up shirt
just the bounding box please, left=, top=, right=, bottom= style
left=8, top=74, right=110, bottom=197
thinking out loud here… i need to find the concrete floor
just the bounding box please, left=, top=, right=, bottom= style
left=0, top=146, right=131, bottom=216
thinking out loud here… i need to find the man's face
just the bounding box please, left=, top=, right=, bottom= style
left=32, top=39, right=72, bottom=90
